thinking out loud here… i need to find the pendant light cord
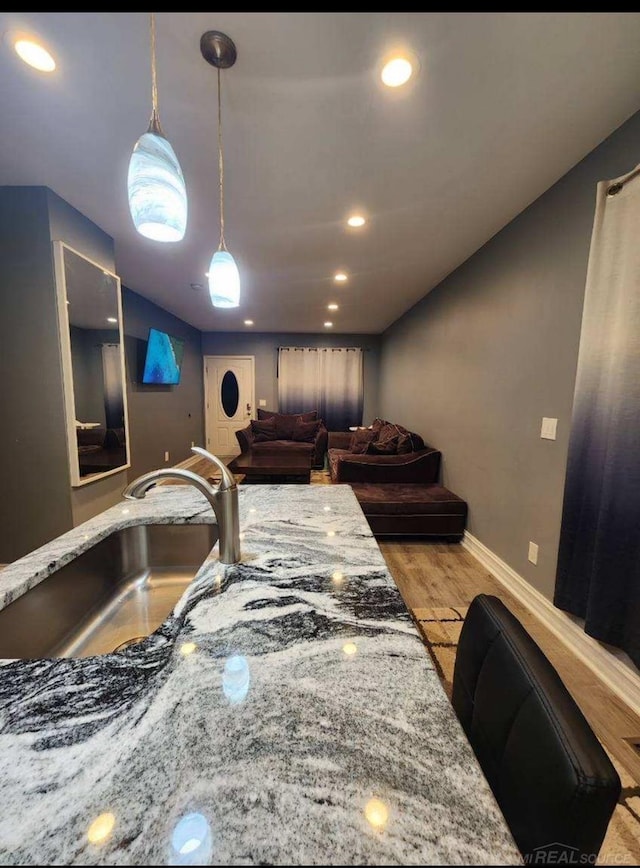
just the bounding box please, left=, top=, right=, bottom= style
left=149, top=12, right=162, bottom=134
left=217, top=67, right=227, bottom=251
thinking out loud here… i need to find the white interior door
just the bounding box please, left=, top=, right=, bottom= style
left=204, top=356, right=255, bottom=456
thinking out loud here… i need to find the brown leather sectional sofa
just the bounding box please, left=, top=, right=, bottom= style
left=328, top=427, right=467, bottom=539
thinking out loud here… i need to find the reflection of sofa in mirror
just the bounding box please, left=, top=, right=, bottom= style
left=76, top=426, right=126, bottom=476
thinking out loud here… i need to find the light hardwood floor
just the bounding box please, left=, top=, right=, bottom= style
left=380, top=538, right=640, bottom=785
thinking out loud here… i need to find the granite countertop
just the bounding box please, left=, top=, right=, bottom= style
left=0, top=484, right=521, bottom=865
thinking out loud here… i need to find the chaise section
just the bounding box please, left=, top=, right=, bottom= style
left=350, top=482, right=467, bottom=538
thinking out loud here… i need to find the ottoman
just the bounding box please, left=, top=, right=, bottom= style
left=350, top=482, right=467, bottom=539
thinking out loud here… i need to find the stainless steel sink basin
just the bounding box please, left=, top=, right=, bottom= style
left=0, top=523, right=218, bottom=659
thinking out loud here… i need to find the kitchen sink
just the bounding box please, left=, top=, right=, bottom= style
left=0, top=523, right=218, bottom=659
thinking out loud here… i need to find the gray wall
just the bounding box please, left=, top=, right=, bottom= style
left=200, top=332, right=381, bottom=426
left=379, top=110, right=640, bottom=600
left=0, top=187, right=74, bottom=561
left=46, top=189, right=125, bottom=526
left=123, top=288, right=204, bottom=478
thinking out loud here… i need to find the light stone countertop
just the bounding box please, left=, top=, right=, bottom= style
left=0, top=484, right=521, bottom=865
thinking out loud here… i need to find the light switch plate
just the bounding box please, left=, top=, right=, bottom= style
left=259, top=399, right=267, bottom=407
left=528, top=541, right=539, bottom=565
left=541, top=417, right=558, bottom=440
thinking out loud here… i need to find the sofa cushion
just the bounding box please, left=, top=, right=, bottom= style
left=292, top=418, right=320, bottom=442
left=351, top=483, right=468, bottom=516
left=257, top=409, right=318, bottom=439
left=349, top=428, right=376, bottom=454
left=250, top=418, right=278, bottom=442
left=252, top=440, right=314, bottom=455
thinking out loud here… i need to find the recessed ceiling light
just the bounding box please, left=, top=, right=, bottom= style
left=334, top=272, right=348, bottom=282
left=14, top=38, right=56, bottom=72
left=244, top=319, right=254, bottom=326
left=107, top=317, right=117, bottom=323
left=347, top=215, right=366, bottom=228
left=324, top=321, right=333, bottom=328
left=328, top=303, right=338, bottom=311
left=381, top=55, right=413, bottom=88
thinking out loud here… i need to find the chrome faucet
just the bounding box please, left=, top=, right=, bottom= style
left=122, top=447, right=240, bottom=564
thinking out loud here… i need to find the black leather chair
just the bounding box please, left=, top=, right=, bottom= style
left=452, top=594, right=620, bottom=864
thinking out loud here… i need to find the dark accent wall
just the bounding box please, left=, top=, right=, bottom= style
left=200, top=332, right=380, bottom=426
left=123, top=288, right=204, bottom=478
left=45, top=189, right=124, bottom=527
left=378, top=110, right=640, bottom=600
left=0, top=188, right=73, bottom=561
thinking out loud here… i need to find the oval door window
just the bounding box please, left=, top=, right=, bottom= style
left=221, top=370, right=240, bottom=418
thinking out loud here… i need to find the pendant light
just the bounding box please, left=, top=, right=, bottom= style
left=127, top=13, right=187, bottom=242
left=201, top=31, right=240, bottom=308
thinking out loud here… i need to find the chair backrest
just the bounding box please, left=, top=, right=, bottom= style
left=452, top=594, right=620, bottom=863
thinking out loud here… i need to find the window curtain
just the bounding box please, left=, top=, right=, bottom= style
left=555, top=167, right=640, bottom=668
left=101, top=343, right=124, bottom=430
left=278, top=347, right=363, bottom=431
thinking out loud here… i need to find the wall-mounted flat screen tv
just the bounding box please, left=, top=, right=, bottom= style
left=142, top=328, right=185, bottom=385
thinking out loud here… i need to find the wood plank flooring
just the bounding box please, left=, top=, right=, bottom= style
left=379, top=539, right=640, bottom=785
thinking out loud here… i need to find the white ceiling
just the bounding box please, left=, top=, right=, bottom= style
left=2, top=12, right=640, bottom=334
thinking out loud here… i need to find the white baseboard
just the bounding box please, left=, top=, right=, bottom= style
left=462, top=531, right=640, bottom=718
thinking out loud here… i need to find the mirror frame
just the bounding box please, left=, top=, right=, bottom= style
left=53, top=241, right=131, bottom=487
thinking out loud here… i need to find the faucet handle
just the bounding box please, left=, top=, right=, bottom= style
left=191, top=446, right=236, bottom=491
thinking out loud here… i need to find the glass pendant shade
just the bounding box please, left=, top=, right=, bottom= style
left=208, top=249, right=240, bottom=308
left=127, top=130, right=187, bottom=242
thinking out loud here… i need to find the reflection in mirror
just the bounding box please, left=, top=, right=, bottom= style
left=55, top=243, right=130, bottom=486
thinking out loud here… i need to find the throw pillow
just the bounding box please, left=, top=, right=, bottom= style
left=349, top=428, right=376, bottom=454
left=370, top=417, right=389, bottom=434
left=292, top=419, right=320, bottom=442
left=396, top=432, right=413, bottom=454
left=250, top=418, right=278, bottom=442
left=368, top=434, right=399, bottom=455
left=257, top=409, right=318, bottom=439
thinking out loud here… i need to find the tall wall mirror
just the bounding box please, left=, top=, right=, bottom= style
left=53, top=242, right=130, bottom=486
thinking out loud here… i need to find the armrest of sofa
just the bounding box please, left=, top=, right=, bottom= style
left=328, top=431, right=353, bottom=450
left=334, top=448, right=441, bottom=484
left=235, top=424, right=254, bottom=453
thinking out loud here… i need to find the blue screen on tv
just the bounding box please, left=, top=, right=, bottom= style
left=142, top=328, right=185, bottom=385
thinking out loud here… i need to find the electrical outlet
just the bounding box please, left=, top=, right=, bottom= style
left=164, top=451, right=170, bottom=462
left=528, top=541, right=539, bottom=565
left=191, top=441, right=195, bottom=448
left=259, top=399, right=267, bottom=407
left=540, top=417, right=558, bottom=440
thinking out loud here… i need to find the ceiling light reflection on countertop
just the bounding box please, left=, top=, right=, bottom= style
left=324, top=321, right=333, bottom=328
left=343, top=642, right=357, bottom=656
left=365, top=797, right=389, bottom=829
left=334, top=272, right=348, bottom=282
left=243, top=319, right=254, bottom=326
left=170, top=812, right=212, bottom=864
left=87, top=812, right=115, bottom=845
left=327, top=303, right=338, bottom=311
left=347, top=215, right=366, bottom=228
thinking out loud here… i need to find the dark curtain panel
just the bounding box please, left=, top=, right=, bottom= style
left=101, top=343, right=125, bottom=430
left=278, top=347, right=364, bottom=431
left=555, top=170, right=640, bottom=668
